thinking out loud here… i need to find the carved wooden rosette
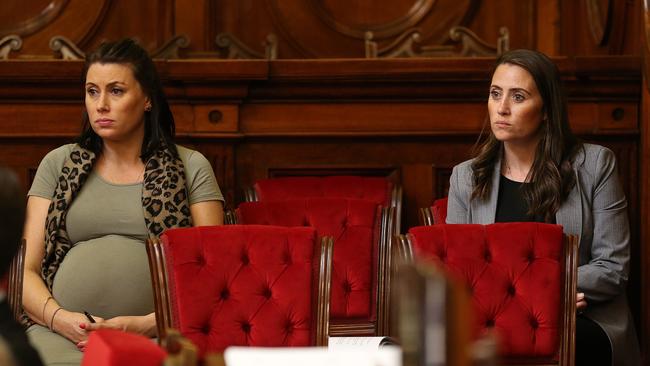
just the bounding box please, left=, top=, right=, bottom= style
left=49, top=35, right=85, bottom=60
left=46, top=35, right=192, bottom=60
left=0, top=35, right=23, bottom=60
left=215, top=33, right=278, bottom=60
left=151, top=35, right=190, bottom=60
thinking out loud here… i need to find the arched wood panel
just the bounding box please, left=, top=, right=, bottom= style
left=0, top=0, right=174, bottom=57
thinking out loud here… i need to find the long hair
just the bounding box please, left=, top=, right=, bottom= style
left=77, top=38, right=177, bottom=160
left=471, top=49, right=581, bottom=222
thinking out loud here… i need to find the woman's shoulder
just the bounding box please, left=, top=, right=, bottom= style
left=29, top=144, right=78, bottom=197
left=174, top=145, right=213, bottom=178
left=452, top=158, right=475, bottom=175
left=175, top=144, right=208, bottom=165
left=581, top=143, right=611, bottom=156
left=40, top=144, right=77, bottom=168
left=574, top=143, right=616, bottom=169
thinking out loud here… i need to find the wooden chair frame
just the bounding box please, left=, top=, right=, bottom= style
left=396, top=232, right=578, bottom=366
left=146, top=234, right=334, bottom=347
left=419, top=207, right=434, bottom=226
left=223, top=210, right=237, bottom=225
left=7, top=239, right=26, bottom=322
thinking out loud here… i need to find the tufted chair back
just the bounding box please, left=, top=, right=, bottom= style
left=419, top=197, right=448, bottom=226
left=399, top=223, right=577, bottom=366
left=236, top=198, right=395, bottom=336
left=147, top=225, right=334, bottom=358
left=246, top=176, right=402, bottom=233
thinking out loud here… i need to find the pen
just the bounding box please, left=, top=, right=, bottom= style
left=83, top=311, right=96, bottom=323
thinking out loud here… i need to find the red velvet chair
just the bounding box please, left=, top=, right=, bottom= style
left=398, top=223, right=578, bottom=366
left=419, top=197, right=448, bottom=226
left=235, top=198, right=396, bottom=337
left=147, top=225, right=333, bottom=359
left=245, top=176, right=402, bottom=233
left=81, top=328, right=203, bottom=366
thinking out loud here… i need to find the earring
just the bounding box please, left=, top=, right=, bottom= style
left=145, top=104, right=152, bottom=112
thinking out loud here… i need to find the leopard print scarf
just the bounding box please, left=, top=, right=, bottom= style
left=22, top=144, right=192, bottom=327
left=41, top=143, right=192, bottom=288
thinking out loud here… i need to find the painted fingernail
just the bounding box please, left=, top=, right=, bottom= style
left=79, top=323, right=86, bottom=329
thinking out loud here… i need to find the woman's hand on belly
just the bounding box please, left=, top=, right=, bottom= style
left=52, top=309, right=105, bottom=344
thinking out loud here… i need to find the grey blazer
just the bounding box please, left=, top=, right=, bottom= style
left=447, top=143, right=640, bottom=366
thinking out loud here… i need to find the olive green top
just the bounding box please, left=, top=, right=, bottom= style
left=28, top=144, right=224, bottom=318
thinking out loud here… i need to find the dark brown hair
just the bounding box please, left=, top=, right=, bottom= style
left=77, top=38, right=177, bottom=160
left=471, top=49, right=581, bottom=222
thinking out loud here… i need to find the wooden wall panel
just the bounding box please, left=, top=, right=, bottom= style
left=174, top=0, right=211, bottom=52
left=1, top=1, right=641, bottom=58
left=561, top=0, right=642, bottom=56
left=467, top=0, right=536, bottom=48
left=1, top=0, right=174, bottom=57
left=210, top=0, right=533, bottom=58
left=86, top=0, right=174, bottom=51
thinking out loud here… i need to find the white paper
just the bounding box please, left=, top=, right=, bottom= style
left=327, top=336, right=393, bottom=350
left=224, top=346, right=401, bottom=366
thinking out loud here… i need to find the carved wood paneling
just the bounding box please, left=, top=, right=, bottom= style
left=0, top=0, right=70, bottom=36
left=307, top=0, right=437, bottom=39
left=585, top=0, right=610, bottom=45
left=212, top=0, right=487, bottom=58
left=4, top=0, right=111, bottom=56
left=0, top=0, right=175, bottom=57
left=1, top=0, right=642, bottom=59
left=0, top=35, right=22, bottom=59
left=466, top=0, right=535, bottom=50
left=561, top=0, right=641, bottom=56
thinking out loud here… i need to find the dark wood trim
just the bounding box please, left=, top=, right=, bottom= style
left=316, top=236, right=334, bottom=346
left=561, top=234, right=579, bottom=366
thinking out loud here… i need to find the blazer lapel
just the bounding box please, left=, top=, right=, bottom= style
left=472, top=158, right=501, bottom=224
left=556, top=155, right=584, bottom=241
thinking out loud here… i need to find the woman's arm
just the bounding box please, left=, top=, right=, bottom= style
left=577, top=147, right=630, bottom=303
left=446, top=164, right=470, bottom=224
left=190, top=200, right=224, bottom=226
left=22, top=196, right=53, bottom=325
left=22, top=196, right=93, bottom=343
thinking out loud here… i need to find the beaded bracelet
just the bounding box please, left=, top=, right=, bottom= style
left=41, top=296, right=53, bottom=325
left=49, top=307, right=63, bottom=332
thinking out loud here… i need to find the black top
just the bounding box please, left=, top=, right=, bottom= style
left=495, top=175, right=546, bottom=223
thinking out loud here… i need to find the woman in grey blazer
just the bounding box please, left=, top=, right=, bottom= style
left=447, top=49, right=640, bottom=366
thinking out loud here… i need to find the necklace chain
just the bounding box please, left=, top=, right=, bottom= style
left=98, top=155, right=146, bottom=183
left=503, top=157, right=529, bottom=182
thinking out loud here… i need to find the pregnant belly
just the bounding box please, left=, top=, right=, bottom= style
left=52, top=234, right=154, bottom=319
